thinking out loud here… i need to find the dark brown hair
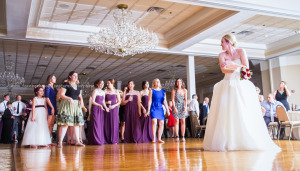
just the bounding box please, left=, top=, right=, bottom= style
left=34, top=86, right=43, bottom=96
left=173, top=78, right=185, bottom=90
left=94, top=79, right=104, bottom=88
left=142, top=81, right=149, bottom=89
left=68, top=71, right=77, bottom=80
left=107, top=79, right=115, bottom=85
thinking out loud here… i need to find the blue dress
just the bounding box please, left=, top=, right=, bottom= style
left=45, top=85, right=57, bottom=116
left=150, top=89, right=165, bottom=120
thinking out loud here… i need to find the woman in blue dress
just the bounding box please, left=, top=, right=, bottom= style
left=146, top=78, right=169, bottom=143
left=45, top=74, right=57, bottom=138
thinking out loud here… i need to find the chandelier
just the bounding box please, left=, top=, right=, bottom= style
left=87, top=4, right=159, bottom=57
left=79, top=73, right=93, bottom=98
left=0, top=56, right=25, bottom=92
left=162, top=67, right=176, bottom=92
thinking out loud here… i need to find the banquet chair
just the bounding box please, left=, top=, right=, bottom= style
left=277, top=106, right=300, bottom=140
left=267, top=122, right=278, bottom=139
left=193, top=115, right=206, bottom=138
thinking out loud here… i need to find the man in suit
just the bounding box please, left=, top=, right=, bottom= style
left=0, top=94, right=10, bottom=142
left=199, top=97, right=210, bottom=125
left=1, top=101, right=14, bottom=143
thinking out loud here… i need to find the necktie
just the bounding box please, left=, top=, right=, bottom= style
left=270, top=103, right=274, bottom=122
left=17, top=102, right=20, bottom=114
left=4, top=102, right=7, bottom=109
left=206, top=105, right=208, bottom=111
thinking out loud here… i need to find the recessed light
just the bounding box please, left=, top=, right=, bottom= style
left=44, top=57, right=48, bottom=59
left=59, top=4, right=69, bottom=9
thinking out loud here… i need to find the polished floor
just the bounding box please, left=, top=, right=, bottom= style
left=5, top=139, right=300, bottom=170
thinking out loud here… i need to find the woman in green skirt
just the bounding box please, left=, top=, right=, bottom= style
left=57, top=71, right=85, bottom=147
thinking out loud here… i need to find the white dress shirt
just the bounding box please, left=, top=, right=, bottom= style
left=189, top=99, right=200, bottom=117
left=0, top=100, right=8, bottom=115
left=203, top=102, right=210, bottom=114
left=12, top=101, right=26, bottom=116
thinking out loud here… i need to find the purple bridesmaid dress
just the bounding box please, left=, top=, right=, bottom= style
left=88, top=95, right=105, bottom=145
left=140, top=95, right=153, bottom=142
left=124, top=95, right=142, bottom=143
left=104, top=94, right=119, bottom=144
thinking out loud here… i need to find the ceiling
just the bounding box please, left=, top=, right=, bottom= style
left=1, top=0, right=300, bottom=99
left=0, top=39, right=222, bottom=91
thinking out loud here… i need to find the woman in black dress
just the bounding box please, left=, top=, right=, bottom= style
left=273, top=81, right=292, bottom=111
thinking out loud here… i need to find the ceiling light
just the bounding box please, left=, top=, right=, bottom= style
left=87, top=4, right=159, bottom=57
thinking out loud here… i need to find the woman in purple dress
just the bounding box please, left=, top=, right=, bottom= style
left=140, top=81, right=153, bottom=143
left=88, top=79, right=109, bottom=145
left=104, top=79, right=121, bottom=144
left=123, top=81, right=142, bottom=143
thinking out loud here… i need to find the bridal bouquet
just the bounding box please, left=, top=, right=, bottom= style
left=240, top=67, right=252, bottom=80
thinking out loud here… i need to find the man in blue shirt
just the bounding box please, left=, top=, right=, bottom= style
left=261, top=93, right=285, bottom=126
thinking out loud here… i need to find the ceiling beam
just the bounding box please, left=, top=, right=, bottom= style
left=5, top=0, right=31, bottom=39
left=165, top=0, right=300, bottom=20
left=165, top=7, right=238, bottom=49
left=170, top=11, right=255, bottom=51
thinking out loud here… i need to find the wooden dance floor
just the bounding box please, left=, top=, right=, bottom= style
left=6, top=139, right=300, bottom=170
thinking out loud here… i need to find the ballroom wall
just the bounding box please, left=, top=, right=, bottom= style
left=261, top=55, right=300, bottom=109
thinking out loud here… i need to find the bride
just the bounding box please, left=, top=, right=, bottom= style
left=203, top=34, right=280, bottom=151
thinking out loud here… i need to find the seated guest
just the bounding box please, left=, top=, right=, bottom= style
left=261, top=93, right=285, bottom=127
left=1, top=102, right=14, bottom=144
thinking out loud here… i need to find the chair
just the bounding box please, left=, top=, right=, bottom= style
left=276, top=106, right=300, bottom=140
left=193, top=115, right=206, bottom=138
left=267, top=122, right=278, bottom=139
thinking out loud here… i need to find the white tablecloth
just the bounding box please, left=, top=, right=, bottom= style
left=285, top=111, right=300, bottom=140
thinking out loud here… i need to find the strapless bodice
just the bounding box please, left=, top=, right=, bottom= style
left=224, top=59, right=242, bottom=80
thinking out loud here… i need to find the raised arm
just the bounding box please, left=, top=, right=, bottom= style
left=219, top=53, right=234, bottom=74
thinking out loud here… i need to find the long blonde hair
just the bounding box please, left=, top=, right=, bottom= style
left=222, top=34, right=237, bottom=48
left=152, top=78, right=162, bottom=89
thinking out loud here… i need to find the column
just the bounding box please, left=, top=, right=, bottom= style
left=117, top=81, right=122, bottom=90
left=186, top=55, right=196, bottom=100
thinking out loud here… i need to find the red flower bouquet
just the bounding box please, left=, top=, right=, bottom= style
left=240, top=67, right=252, bottom=80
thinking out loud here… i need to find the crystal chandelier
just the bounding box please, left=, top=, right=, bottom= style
left=162, top=67, right=176, bottom=92
left=87, top=4, right=159, bottom=57
left=0, top=56, right=25, bottom=92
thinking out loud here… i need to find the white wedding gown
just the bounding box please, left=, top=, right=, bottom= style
left=203, top=59, right=280, bottom=151
left=22, top=97, right=51, bottom=146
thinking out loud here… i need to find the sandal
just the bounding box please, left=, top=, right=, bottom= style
left=175, top=136, right=179, bottom=142
left=182, top=136, right=186, bottom=142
